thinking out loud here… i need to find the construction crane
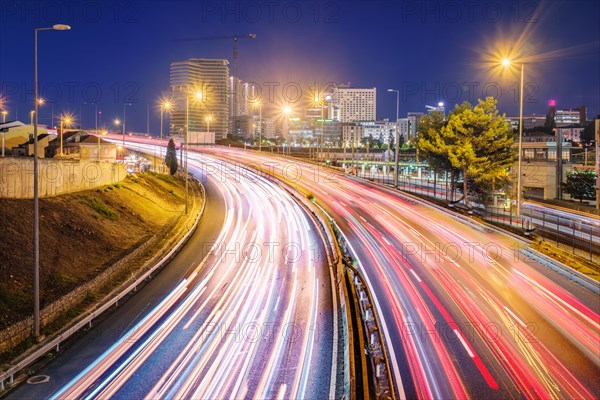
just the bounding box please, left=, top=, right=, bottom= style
left=179, top=34, right=256, bottom=136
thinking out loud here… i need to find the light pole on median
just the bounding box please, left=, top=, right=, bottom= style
left=184, top=89, right=203, bottom=214
left=33, top=23, right=70, bottom=341
left=502, top=59, right=524, bottom=218
left=387, top=88, right=400, bottom=187
left=1, top=110, right=6, bottom=157
left=85, top=102, right=99, bottom=160
left=160, top=100, right=172, bottom=170
left=252, top=100, right=262, bottom=151
left=59, top=115, right=72, bottom=155
left=122, top=102, right=132, bottom=150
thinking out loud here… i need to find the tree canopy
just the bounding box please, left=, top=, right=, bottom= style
left=563, top=170, right=596, bottom=202
left=417, top=97, right=515, bottom=205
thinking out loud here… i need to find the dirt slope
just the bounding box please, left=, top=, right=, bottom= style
left=0, top=172, right=188, bottom=330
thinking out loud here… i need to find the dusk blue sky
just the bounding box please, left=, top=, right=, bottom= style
left=1, top=0, right=598, bottom=133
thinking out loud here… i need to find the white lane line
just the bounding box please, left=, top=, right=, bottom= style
left=276, top=384, right=287, bottom=400
left=410, top=269, right=422, bottom=283
left=503, top=305, right=527, bottom=328
left=454, top=329, right=474, bottom=358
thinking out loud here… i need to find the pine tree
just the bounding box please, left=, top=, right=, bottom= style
left=165, top=138, right=178, bottom=175
left=421, top=98, right=514, bottom=206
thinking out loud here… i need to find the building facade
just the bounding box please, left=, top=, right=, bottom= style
left=170, top=58, right=230, bottom=141
left=332, top=87, right=376, bottom=122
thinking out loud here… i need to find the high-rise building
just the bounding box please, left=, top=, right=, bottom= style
left=332, top=87, right=376, bottom=122
left=170, top=58, right=230, bottom=140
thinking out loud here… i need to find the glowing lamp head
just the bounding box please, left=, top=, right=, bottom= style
left=501, top=59, right=511, bottom=67
left=114, top=119, right=121, bottom=125
left=548, top=99, right=557, bottom=107
left=163, top=101, right=172, bottom=110
left=283, top=106, right=291, bottom=115
left=52, top=24, right=71, bottom=31
left=194, top=91, right=203, bottom=100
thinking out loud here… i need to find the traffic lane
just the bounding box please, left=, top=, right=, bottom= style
left=343, top=203, right=521, bottom=399
left=200, top=149, right=596, bottom=396
left=347, top=181, right=599, bottom=397
left=192, top=153, right=335, bottom=399
left=378, top=199, right=600, bottom=397
left=7, top=169, right=226, bottom=400
left=48, top=156, right=332, bottom=400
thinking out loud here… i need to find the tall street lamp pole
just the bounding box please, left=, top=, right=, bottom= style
left=122, top=102, right=132, bottom=151
left=387, top=88, right=400, bottom=187
left=183, top=89, right=202, bottom=214
left=503, top=59, right=524, bottom=217
left=33, top=23, right=70, bottom=341
left=85, top=102, right=99, bottom=160
left=1, top=110, right=7, bottom=157
left=253, top=101, right=262, bottom=151
left=160, top=101, right=171, bottom=169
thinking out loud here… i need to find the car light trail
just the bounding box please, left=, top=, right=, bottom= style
left=49, top=143, right=333, bottom=400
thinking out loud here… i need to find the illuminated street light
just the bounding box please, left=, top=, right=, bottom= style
left=502, top=58, right=525, bottom=218
left=160, top=99, right=172, bottom=167
left=387, top=88, right=400, bottom=187
left=205, top=115, right=213, bottom=133
left=282, top=105, right=292, bottom=155
left=311, top=93, right=325, bottom=162
left=32, top=23, right=70, bottom=341
left=59, top=115, right=72, bottom=155
left=252, top=100, right=262, bottom=151
left=122, top=103, right=132, bottom=150
left=1, top=110, right=7, bottom=157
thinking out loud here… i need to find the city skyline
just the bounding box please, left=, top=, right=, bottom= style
left=1, top=0, right=599, bottom=133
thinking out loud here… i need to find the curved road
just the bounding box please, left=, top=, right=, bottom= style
left=206, top=146, right=599, bottom=400
left=9, top=149, right=334, bottom=400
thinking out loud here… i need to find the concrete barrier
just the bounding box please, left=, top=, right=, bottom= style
left=0, top=158, right=126, bottom=198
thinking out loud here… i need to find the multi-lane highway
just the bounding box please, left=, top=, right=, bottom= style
left=9, top=148, right=335, bottom=400
left=203, top=146, right=599, bottom=399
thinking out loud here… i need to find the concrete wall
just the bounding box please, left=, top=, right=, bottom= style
left=0, top=157, right=127, bottom=199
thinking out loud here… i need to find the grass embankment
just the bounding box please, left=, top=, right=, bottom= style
left=0, top=172, right=190, bottom=335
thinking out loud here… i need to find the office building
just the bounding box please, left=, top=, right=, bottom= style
left=170, top=58, right=230, bottom=141
left=332, top=87, right=376, bottom=122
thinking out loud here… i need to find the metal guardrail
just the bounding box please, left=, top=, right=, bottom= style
left=232, top=159, right=398, bottom=399
left=232, top=161, right=352, bottom=399
left=520, top=248, right=600, bottom=295
left=0, top=177, right=205, bottom=392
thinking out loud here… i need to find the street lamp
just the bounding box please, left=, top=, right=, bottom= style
left=283, top=105, right=292, bottom=155
left=1, top=110, right=6, bottom=157
left=205, top=115, right=213, bottom=134
left=387, top=88, right=400, bottom=187
left=159, top=100, right=172, bottom=167
left=59, top=115, right=72, bottom=155
left=122, top=103, right=132, bottom=150
left=312, top=93, right=325, bottom=162
left=183, top=88, right=204, bottom=214
left=502, top=58, right=524, bottom=218
left=252, top=100, right=262, bottom=151
left=84, top=102, right=99, bottom=160
left=33, top=23, right=70, bottom=341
